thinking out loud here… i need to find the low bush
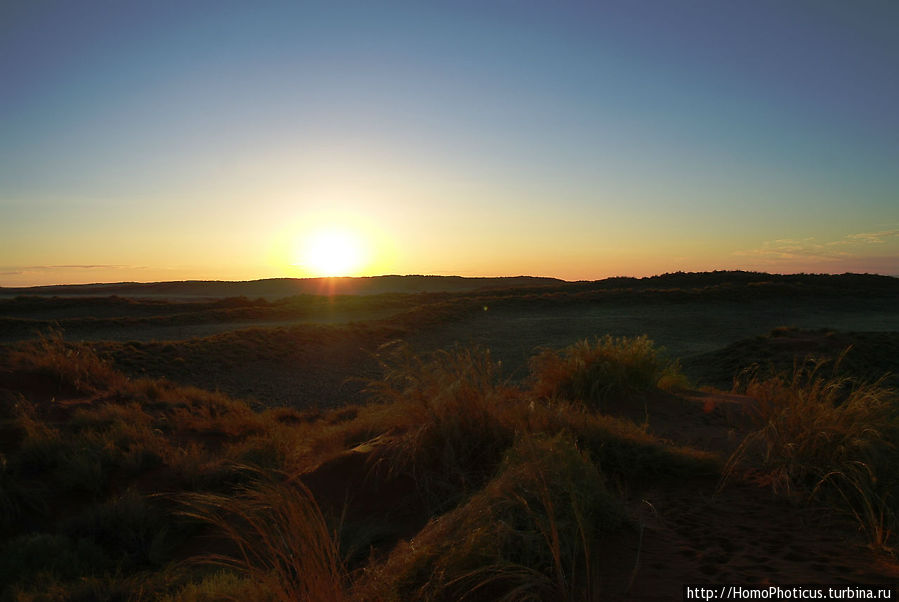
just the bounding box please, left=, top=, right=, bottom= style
left=529, top=335, right=682, bottom=409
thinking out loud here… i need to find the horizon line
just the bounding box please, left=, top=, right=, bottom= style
left=2, top=269, right=898, bottom=291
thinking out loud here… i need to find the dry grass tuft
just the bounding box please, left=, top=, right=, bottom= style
left=177, top=469, right=347, bottom=602
left=529, top=335, right=682, bottom=409
left=8, top=328, right=125, bottom=395
left=358, top=433, right=623, bottom=601
left=723, top=359, right=899, bottom=547
left=362, top=343, right=517, bottom=510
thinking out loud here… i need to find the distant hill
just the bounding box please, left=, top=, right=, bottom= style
left=2, top=271, right=897, bottom=301
left=0, top=275, right=565, bottom=299
left=401, top=271, right=899, bottom=302
left=582, top=270, right=899, bottom=291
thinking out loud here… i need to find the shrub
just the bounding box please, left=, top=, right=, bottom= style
left=529, top=335, right=680, bottom=410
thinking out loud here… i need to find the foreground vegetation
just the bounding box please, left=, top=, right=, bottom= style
left=1, top=329, right=896, bottom=599
left=723, top=360, right=899, bottom=548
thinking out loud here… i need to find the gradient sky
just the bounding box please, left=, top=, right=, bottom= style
left=2, top=0, right=897, bottom=286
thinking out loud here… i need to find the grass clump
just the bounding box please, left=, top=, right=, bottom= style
left=157, top=571, right=270, bottom=602
left=529, top=335, right=682, bottom=410
left=0, top=532, right=109, bottom=588
left=363, top=344, right=517, bottom=511
left=362, top=433, right=624, bottom=601
left=724, top=361, right=899, bottom=547
left=8, top=329, right=125, bottom=395
left=9, top=400, right=166, bottom=499
left=63, top=489, right=174, bottom=569
left=534, top=403, right=719, bottom=483
left=0, top=491, right=176, bottom=596
left=177, top=472, right=347, bottom=602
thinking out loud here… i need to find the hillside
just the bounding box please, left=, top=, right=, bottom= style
left=0, top=275, right=565, bottom=299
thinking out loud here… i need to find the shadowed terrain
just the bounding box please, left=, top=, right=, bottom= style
left=3, top=272, right=897, bottom=408
left=1, top=272, right=898, bottom=599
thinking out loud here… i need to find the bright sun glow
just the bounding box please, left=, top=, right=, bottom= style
left=299, top=228, right=366, bottom=277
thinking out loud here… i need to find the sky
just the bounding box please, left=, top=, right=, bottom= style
left=2, top=0, right=897, bottom=286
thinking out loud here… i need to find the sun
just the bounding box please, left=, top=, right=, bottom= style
left=298, top=228, right=366, bottom=277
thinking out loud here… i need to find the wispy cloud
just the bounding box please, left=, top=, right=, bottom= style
left=733, top=238, right=851, bottom=262
left=16, top=264, right=136, bottom=271
left=733, top=229, right=899, bottom=273
left=845, top=230, right=899, bottom=244
left=0, top=265, right=150, bottom=287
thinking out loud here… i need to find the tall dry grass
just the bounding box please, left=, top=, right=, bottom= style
left=1, top=330, right=720, bottom=599
left=362, top=343, right=517, bottom=510
left=723, top=360, right=898, bottom=547
left=177, top=470, right=347, bottom=602
left=358, top=433, right=623, bottom=601
left=8, top=328, right=125, bottom=395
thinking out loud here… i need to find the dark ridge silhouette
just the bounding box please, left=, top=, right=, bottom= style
left=0, top=275, right=564, bottom=299
left=563, top=270, right=899, bottom=293
left=2, top=271, right=897, bottom=300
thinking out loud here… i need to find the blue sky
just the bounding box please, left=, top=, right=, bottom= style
left=2, top=0, right=897, bottom=285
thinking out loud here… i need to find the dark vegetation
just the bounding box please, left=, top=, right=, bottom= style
left=0, top=275, right=564, bottom=299
left=3, top=270, right=896, bottom=300
left=2, top=271, right=897, bottom=407
left=1, top=331, right=715, bottom=599
left=3, top=271, right=898, bottom=344
left=1, top=272, right=898, bottom=599
left=682, top=327, right=899, bottom=390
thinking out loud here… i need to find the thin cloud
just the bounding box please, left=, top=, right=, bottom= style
left=733, top=238, right=850, bottom=262
left=846, top=230, right=899, bottom=244
left=0, top=265, right=148, bottom=286
left=736, top=229, right=899, bottom=264
left=17, top=264, right=134, bottom=271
